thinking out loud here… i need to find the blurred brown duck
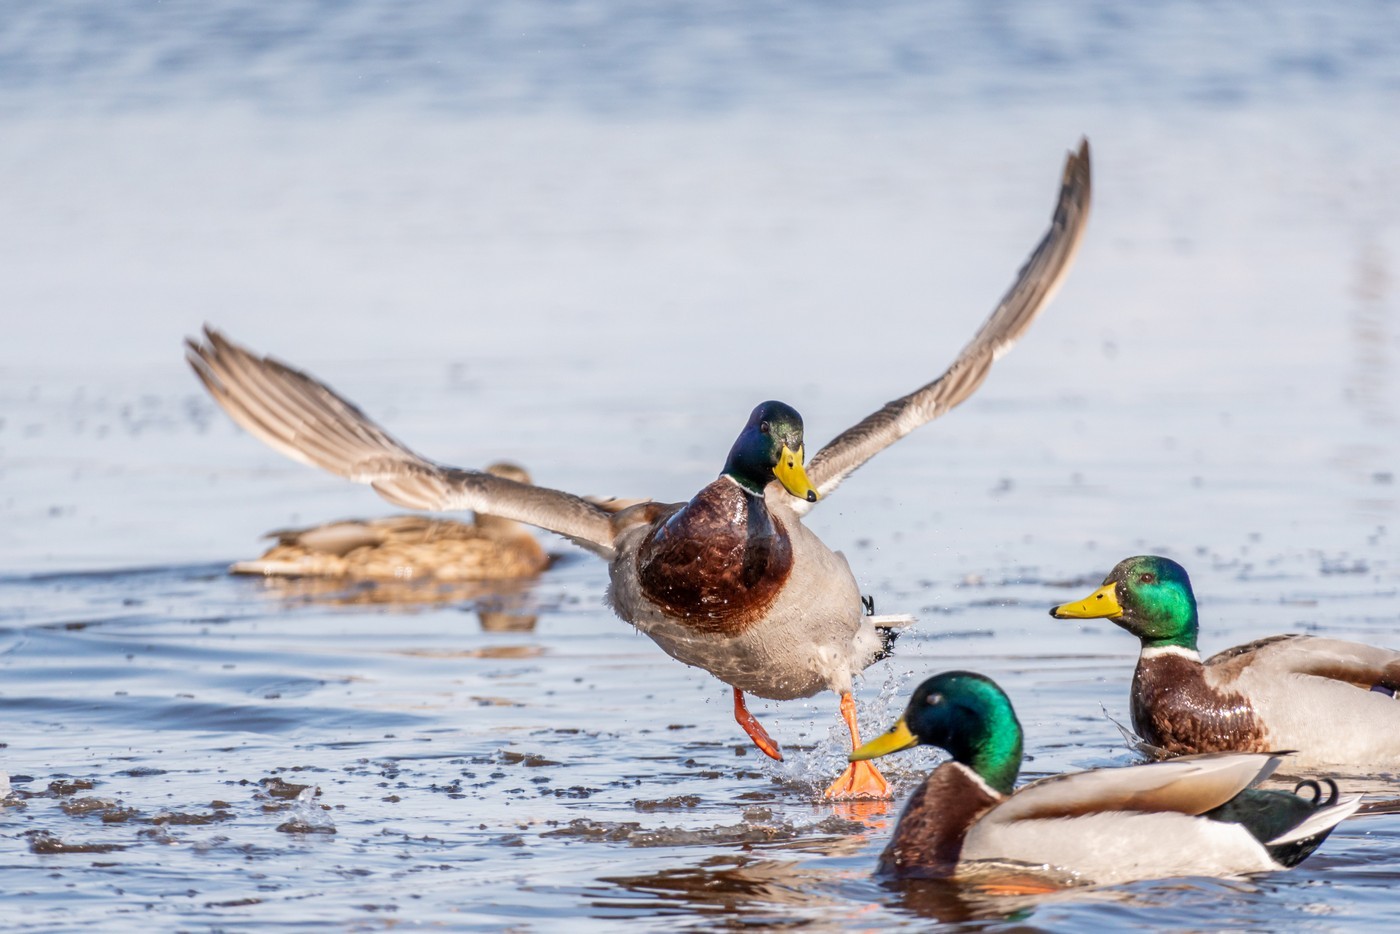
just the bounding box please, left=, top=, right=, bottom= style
left=231, top=461, right=549, bottom=582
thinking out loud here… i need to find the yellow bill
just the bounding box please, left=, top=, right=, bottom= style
left=849, top=718, right=918, bottom=761
left=1050, top=582, right=1123, bottom=619
left=773, top=444, right=819, bottom=503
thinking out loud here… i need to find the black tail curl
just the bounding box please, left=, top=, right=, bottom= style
left=1293, top=778, right=1340, bottom=808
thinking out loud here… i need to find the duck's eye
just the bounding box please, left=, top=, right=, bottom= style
left=1139, top=572, right=1156, bottom=584
left=926, top=693, right=944, bottom=707
left=759, top=420, right=771, bottom=435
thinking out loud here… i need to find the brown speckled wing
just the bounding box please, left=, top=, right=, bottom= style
left=1209, top=634, right=1400, bottom=691
left=187, top=327, right=620, bottom=555
left=796, top=139, right=1092, bottom=513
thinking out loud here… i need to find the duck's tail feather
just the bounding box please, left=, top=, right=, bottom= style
left=1265, top=792, right=1363, bottom=867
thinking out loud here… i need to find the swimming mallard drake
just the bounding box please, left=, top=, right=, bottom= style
left=186, top=140, right=1091, bottom=799
left=1051, top=555, right=1400, bottom=767
left=850, top=671, right=1361, bottom=884
left=230, top=462, right=549, bottom=581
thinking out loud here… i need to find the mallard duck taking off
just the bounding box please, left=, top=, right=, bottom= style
left=187, top=140, right=1091, bottom=798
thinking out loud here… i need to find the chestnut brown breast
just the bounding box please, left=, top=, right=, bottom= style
left=1131, top=652, right=1268, bottom=756
left=636, top=479, right=793, bottom=636
left=878, top=763, right=1001, bottom=879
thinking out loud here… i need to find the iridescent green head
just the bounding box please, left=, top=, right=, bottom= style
left=1050, top=555, right=1199, bottom=650
left=849, top=671, right=1023, bottom=795
left=722, top=401, right=819, bottom=502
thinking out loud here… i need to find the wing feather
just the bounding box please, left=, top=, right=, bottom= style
left=798, top=139, right=1092, bottom=511
left=187, top=328, right=620, bottom=555
left=991, top=753, right=1277, bottom=824
left=1209, top=635, right=1400, bottom=691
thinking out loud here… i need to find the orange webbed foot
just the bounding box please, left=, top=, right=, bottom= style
left=824, top=759, right=891, bottom=799
left=825, top=690, right=893, bottom=799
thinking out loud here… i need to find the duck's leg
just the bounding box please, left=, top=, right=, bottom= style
left=733, top=687, right=784, bottom=761
left=824, top=691, right=891, bottom=799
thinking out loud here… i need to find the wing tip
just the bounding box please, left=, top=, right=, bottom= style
left=1059, top=136, right=1093, bottom=218
left=184, top=324, right=236, bottom=382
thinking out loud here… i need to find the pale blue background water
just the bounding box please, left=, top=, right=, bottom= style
left=1, top=3, right=1398, bottom=929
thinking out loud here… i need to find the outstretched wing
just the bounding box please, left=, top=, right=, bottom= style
left=187, top=328, right=621, bottom=556
left=796, top=139, right=1092, bottom=512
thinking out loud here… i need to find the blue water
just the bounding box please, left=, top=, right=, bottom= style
left=2, top=2, right=1399, bottom=929
left=4, top=2, right=1398, bottom=115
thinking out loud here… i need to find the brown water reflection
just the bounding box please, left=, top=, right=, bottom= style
left=236, top=573, right=544, bottom=631
left=598, top=855, right=850, bottom=921
left=597, top=851, right=1130, bottom=926
left=239, top=570, right=540, bottom=610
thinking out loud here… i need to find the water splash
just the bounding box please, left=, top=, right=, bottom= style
left=274, top=787, right=336, bottom=835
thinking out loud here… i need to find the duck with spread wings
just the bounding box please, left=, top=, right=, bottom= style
left=187, top=139, right=1092, bottom=798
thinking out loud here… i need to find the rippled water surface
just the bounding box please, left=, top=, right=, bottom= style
left=2, top=2, right=1400, bottom=929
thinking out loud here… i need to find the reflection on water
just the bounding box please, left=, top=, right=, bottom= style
left=888, top=876, right=1090, bottom=924
left=590, top=846, right=1259, bottom=926
left=238, top=571, right=543, bottom=631
left=596, top=854, right=850, bottom=922
left=478, top=610, right=542, bottom=632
